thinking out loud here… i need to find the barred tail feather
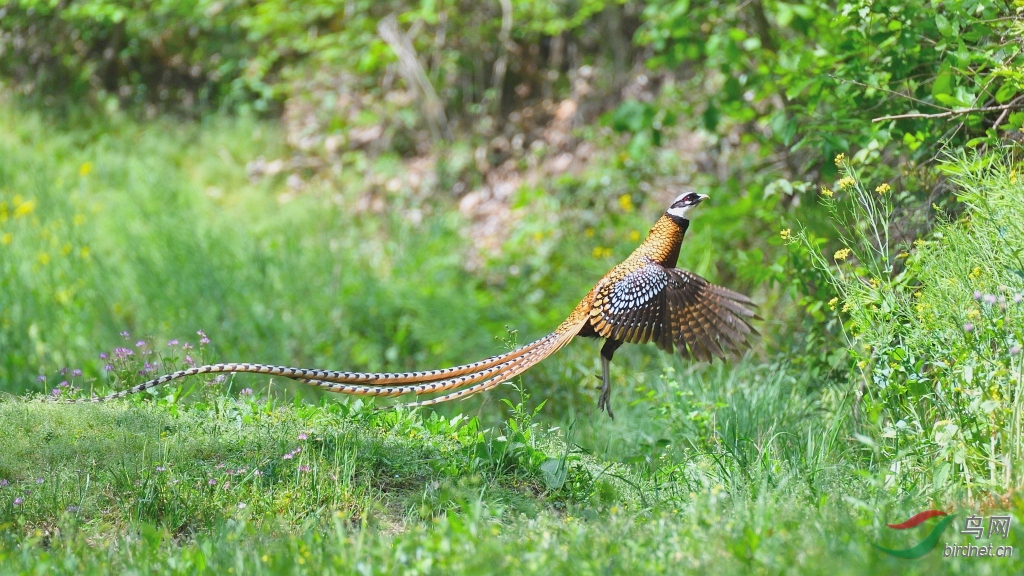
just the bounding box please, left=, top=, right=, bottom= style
left=72, top=333, right=556, bottom=403
left=391, top=318, right=585, bottom=409
left=287, top=335, right=561, bottom=398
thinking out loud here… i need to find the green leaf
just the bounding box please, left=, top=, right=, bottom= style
left=539, top=458, right=567, bottom=490
left=935, top=14, right=952, bottom=37
left=996, top=82, right=1018, bottom=105
left=932, top=73, right=953, bottom=97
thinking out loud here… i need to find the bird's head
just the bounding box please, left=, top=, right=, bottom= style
left=666, top=192, right=709, bottom=221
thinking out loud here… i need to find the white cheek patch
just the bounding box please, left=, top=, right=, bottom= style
left=667, top=205, right=693, bottom=219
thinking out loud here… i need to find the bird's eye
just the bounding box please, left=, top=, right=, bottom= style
left=683, top=193, right=700, bottom=205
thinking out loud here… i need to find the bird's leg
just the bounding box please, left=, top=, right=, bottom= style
left=597, top=339, right=623, bottom=419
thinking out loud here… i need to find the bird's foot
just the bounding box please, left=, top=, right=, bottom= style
left=596, top=376, right=614, bottom=420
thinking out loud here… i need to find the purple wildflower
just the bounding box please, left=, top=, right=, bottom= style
left=208, top=478, right=217, bottom=486
left=66, top=506, right=80, bottom=513
left=239, top=388, right=253, bottom=396
left=50, top=388, right=61, bottom=397
left=35, top=478, right=43, bottom=485
left=963, top=323, right=974, bottom=333
left=282, top=453, right=293, bottom=460
left=299, top=465, right=310, bottom=473
left=1011, top=346, right=1022, bottom=356
left=114, top=347, right=133, bottom=358
left=298, top=433, right=308, bottom=440
left=104, top=364, right=114, bottom=371
left=36, top=375, right=45, bottom=383
left=167, top=339, right=179, bottom=347
left=184, top=355, right=194, bottom=366
left=99, top=352, right=108, bottom=360
left=155, top=466, right=166, bottom=473
left=198, top=330, right=210, bottom=345
left=181, top=342, right=193, bottom=351
left=973, top=290, right=983, bottom=300
left=0, top=479, right=8, bottom=487
left=292, top=447, right=301, bottom=455
left=60, top=367, right=69, bottom=375
left=71, top=369, right=82, bottom=377
left=983, top=294, right=997, bottom=305
left=120, top=331, right=130, bottom=338
left=13, top=497, right=22, bottom=506
left=136, top=340, right=146, bottom=348
left=213, top=375, right=226, bottom=384
left=1016, top=294, right=1023, bottom=304
left=59, top=380, right=69, bottom=388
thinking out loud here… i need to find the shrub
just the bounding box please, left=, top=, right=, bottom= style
left=789, top=149, right=1024, bottom=494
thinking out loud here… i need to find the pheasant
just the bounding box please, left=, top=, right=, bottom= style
left=77, top=192, right=756, bottom=417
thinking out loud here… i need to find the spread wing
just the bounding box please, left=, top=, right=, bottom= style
left=590, top=262, right=757, bottom=361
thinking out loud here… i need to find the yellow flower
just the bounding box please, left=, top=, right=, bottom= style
left=618, top=194, right=634, bottom=213
left=837, top=177, right=856, bottom=190
left=869, top=278, right=879, bottom=288
left=79, top=162, right=93, bottom=177
left=834, top=248, right=851, bottom=261
left=828, top=297, right=839, bottom=310
left=834, top=153, right=846, bottom=167
left=592, top=246, right=612, bottom=258
left=13, top=197, right=35, bottom=218
left=820, top=186, right=834, bottom=198
left=968, top=266, right=981, bottom=280
left=875, top=183, right=891, bottom=194
left=629, top=230, right=640, bottom=242
left=584, top=227, right=595, bottom=238
left=1, top=233, right=11, bottom=245
left=79, top=246, right=90, bottom=258
left=967, top=309, right=981, bottom=319
left=780, top=228, right=791, bottom=240
left=38, top=252, right=50, bottom=265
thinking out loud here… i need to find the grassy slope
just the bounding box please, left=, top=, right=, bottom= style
left=1, top=106, right=1022, bottom=573
left=0, top=393, right=1019, bottom=575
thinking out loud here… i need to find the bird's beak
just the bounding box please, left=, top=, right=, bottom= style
left=698, top=194, right=710, bottom=202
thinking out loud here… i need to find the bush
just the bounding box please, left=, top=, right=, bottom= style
left=789, top=148, right=1024, bottom=494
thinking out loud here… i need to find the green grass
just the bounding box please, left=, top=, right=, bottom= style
left=2, top=104, right=1024, bottom=573
left=0, top=374, right=1020, bottom=574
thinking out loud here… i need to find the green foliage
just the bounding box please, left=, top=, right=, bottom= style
left=0, top=0, right=619, bottom=117
left=789, top=149, right=1024, bottom=494
left=638, top=0, right=1024, bottom=174
left=0, top=105, right=575, bottom=395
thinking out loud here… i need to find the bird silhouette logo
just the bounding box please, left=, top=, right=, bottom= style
left=872, top=510, right=957, bottom=559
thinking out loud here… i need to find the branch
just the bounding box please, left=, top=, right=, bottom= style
left=828, top=74, right=950, bottom=112
left=872, top=102, right=1023, bottom=123
left=378, top=14, right=451, bottom=142
left=993, top=94, right=1024, bottom=130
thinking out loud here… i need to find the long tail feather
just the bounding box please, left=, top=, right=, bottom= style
left=73, top=334, right=554, bottom=403
left=390, top=318, right=585, bottom=409
left=285, top=336, right=561, bottom=397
